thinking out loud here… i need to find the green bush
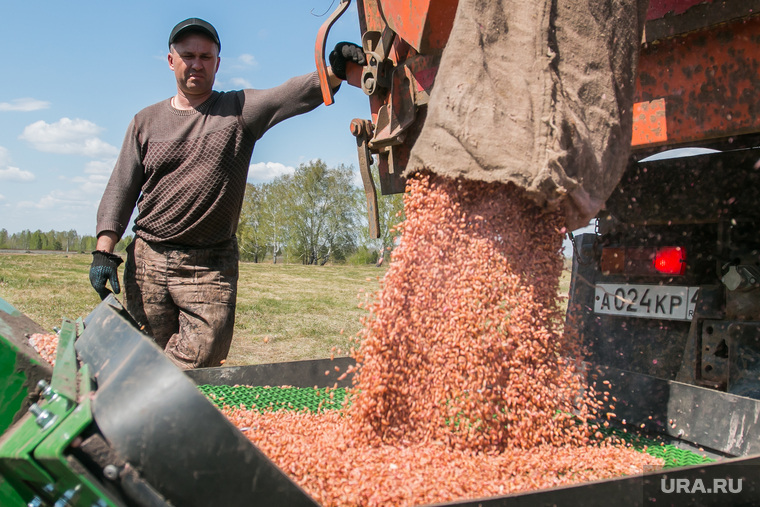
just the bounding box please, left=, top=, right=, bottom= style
left=347, top=246, right=379, bottom=265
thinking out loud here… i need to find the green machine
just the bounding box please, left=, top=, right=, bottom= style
left=0, top=296, right=319, bottom=506
left=0, top=297, right=55, bottom=507
left=1, top=295, right=760, bottom=506
left=0, top=297, right=53, bottom=437
left=0, top=314, right=105, bottom=507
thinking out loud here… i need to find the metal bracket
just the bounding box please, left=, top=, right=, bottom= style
left=314, top=0, right=351, bottom=106
left=361, top=27, right=395, bottom=96
left=351, top=119, right=380, bottom=239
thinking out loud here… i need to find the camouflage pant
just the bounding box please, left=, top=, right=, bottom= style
left=124, top=237, right=238, bottom=369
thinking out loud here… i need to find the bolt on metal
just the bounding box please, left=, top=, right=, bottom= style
left=37, top=379, right=59, bottom=403
left=28, top=403, right=57, bottom=430
left=103, top=464, right=120, bottom=480
left=53, top=484, right=81, bottom=507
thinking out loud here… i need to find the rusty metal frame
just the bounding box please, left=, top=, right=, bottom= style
left=645, top=0, right=760, bottom=41
left=315, top=0, right=352, bottom=106
left=633, top=13, right=760, bottom=150
left=347, top=0, right=760, bottom=194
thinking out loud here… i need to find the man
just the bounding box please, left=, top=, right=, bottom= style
left=90, top=18, right=364, bottom=369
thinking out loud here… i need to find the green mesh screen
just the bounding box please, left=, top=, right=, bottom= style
left=198, top=384, right=347, bottom=413
left=600, top=427, right=715, bottom=469
left=199, top=384, right=714, bottom=469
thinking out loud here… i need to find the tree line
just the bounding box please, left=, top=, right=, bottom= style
left=0, top=160, right=404, bottom=265
left=0, top=229, right=132, bottom=253
left=237, top=159, right=404, bottom=265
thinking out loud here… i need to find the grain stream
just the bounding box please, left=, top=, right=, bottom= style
left=226, top=173, right=662, bottom=506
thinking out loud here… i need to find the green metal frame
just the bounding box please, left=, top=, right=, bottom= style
left=0, top=318, right=117, bottom=506
left=0, top=475, right=26, bottom=506
left=0, top=297, right=52, bottom=436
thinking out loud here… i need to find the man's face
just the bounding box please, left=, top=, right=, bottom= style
left=168, top=33, right=220, bottom=97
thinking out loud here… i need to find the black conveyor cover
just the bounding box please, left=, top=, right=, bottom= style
left=76, top=296, right=318, bottom=507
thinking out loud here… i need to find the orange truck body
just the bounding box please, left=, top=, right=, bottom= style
left=336, top=0, right=760, bottom=195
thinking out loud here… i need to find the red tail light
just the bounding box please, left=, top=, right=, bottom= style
left=600, top=246, right=686, bottom=276
left=654, top=246, right=686, bottom=275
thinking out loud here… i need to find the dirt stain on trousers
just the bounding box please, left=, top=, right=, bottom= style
left=124, top=236, right=238, bottom=369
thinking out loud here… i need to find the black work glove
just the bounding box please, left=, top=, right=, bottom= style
left=89, top=251, right=123, bottom=300
left=329, top=41, right=366, bottom=80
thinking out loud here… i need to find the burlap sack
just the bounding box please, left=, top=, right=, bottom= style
left=407, top=0, right=649, bottom=230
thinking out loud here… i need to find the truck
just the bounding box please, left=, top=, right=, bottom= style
left=2, top=0, right=760, bottom=505
left=321, top=0, right=760, bottom=401
left=566, top=0, right=760, bottom=402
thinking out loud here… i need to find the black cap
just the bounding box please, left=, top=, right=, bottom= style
left=169, top=18, right=221, bottom=52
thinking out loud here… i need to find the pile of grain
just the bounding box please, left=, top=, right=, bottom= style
left=226, top=173, right=661, bottom=506
left=226, top=408, right=655, bottom=507
left=28, top=332, right=58, bottom=366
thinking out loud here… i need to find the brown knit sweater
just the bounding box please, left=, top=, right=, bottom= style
left=96, top=71, right=324, bottom=247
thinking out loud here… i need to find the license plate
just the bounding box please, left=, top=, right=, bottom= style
left=594, top=284, right=699, bottom=321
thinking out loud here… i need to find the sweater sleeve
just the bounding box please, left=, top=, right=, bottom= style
left=96, top=118, right=144, bottom=239
left=240, top=71, right=325, bottom=140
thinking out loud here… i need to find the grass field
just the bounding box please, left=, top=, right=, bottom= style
left=0, top=252, right=571, bottom=366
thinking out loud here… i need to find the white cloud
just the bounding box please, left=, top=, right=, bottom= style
left=227, top=53, right=258, bottom=71
left=238, top=54, right=257, bottom=67
left=71, top=173, right=110, bottom=196
left=54, top=160, right=116, bottom=198
left=13, top=166, right=110, bottom=236
left=0, top=146, right=9, bottom=166
left=248, top=161, right=295, bottom=182
left=0, top=194, right=4, bottom=201
left=0, top=166, right=35, bottom=182
left=0, top=146, right=34, bottom=183
left=13, top=189, right=99, bottom=235
left=0, top=98, right=51, bottom=112
left=20, top=118, right=118, bottom=158
left=18, top=189, right=94, bottom=210
left=84, top=159, right=116, bottom=175
left=230, top=77, right=253, bottom=89
left=223, top=54, right=259, bottom=81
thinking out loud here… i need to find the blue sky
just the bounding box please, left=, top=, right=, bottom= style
left=1, top=0, right=369, bottom=236
left=1, top=0, right=590, bottom=254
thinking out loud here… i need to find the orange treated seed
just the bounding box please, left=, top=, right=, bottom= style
left=29, top=333, right=58, bottom=366
left=221, top=173, right=662, bottom=506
